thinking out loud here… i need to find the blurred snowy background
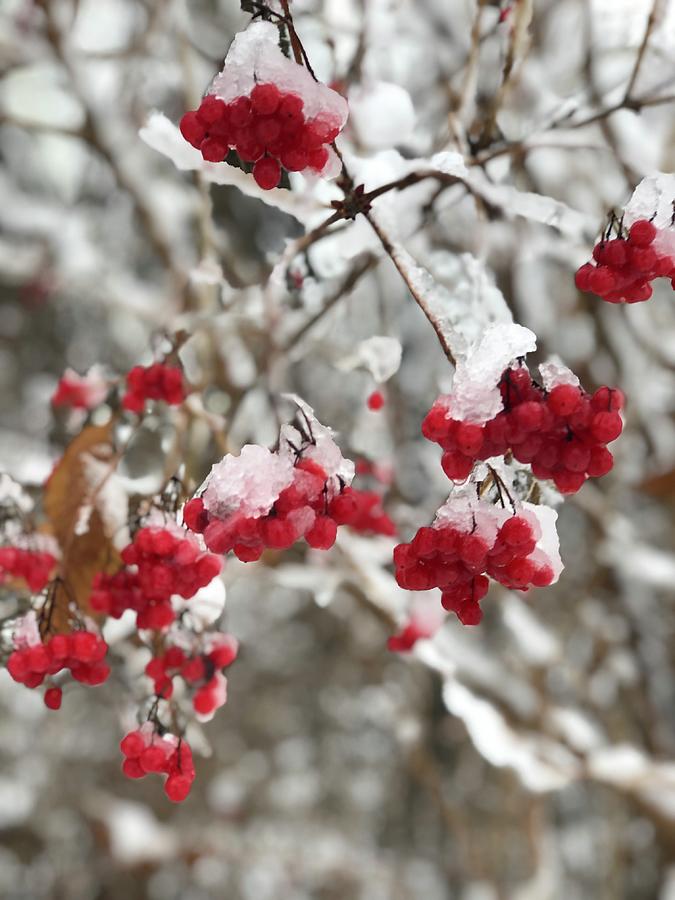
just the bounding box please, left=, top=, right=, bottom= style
left=1, top=0, right=675, bottom=897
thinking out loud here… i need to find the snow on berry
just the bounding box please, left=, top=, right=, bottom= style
left=121, top=363, right=185, bottom=413
left=51, top=366, right=108, bottom=410
left=144, top=632, right=238, bottom=719
left=120, top=723, right=195, bottom=802
left=423, top=354, right=623, bottom=494
left=575, top=175, right=675, bottom=304
left=179, top=21, right=348, bottom=188
left=187, top=398, right=357, bottom=558
left=394, top=495, right=561, bottom=625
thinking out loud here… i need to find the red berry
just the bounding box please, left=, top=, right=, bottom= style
left=179, top=111, right=206, bottom=148
left=140, top=745, right=167, bottom=774
left=441, top=450, right=474, bottom=481
left=122, top=757, right=146, bottom=779
left=305, top=516, right=338, bottom=550
left=120, top=731, right=146, bottom=758
left=229, top=96, right=252, bottom=126
left=201, top=138, right=228, bottom=162
left=587, top=446, right=614, bottom=477
left=574, top=263, right=594, bottom=292
left=547, top=384, right=581, bottom=416
left=44, top=687, right=62, bottom=710
left=367, top=390, right=385, bottom=411
left=628, top=219, right=657, bottom=247
left=590, top=411, right=623, bottom=443
left=252, top=157, right=282, bottom=190
left=164, top=774, right=193, bottom=802
left=250, top=83, right=281, bottom=116
left=197, top=95, right=227, bottom=126
left=455, top=422, right=484, bottom=455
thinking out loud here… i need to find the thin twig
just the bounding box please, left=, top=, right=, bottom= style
left=623, top=0, right=662, bottom=102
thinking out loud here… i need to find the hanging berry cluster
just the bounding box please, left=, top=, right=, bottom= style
left=5, top=590, right=110, bottom=710
left=122, top=363, right=185, bottom=413
left=423, top=365, right=623, bottom=494
left=181, top=87, right=342, bottom=190
left=394, top=499, right=557, bottom=626
left=145, top=633, right=238, bottom=717
left=178, top=21, right=348, bottom=190
left=90, top=522, right=222, bottom=630
left=182, top=400, right=388, bottom=561
left=575, top=218, right=675, bottom=303
left=120, top=724, right=196, bottom=803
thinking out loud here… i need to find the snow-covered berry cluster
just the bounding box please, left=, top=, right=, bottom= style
left=90, top=523, right=222, bottom=630
left=575, top=219, right=675, bottom=303
left=120, top=725, right=196, bottom=802
left=183, top=400, right=357, bottom=559
left=394, top=498, right=560, bottom=625
left=181, top=86, right=342, bottom=190
left=7, top=616, right=109, bottom=707
left=423, top=365, right=623, bottom=494
left=122, top=363, right=185, bottom=413
left=179, top=22, right=348, bottom=190
left=51, top=367, right=108, bottom=411
left=145, top=633, right=238, bottom=717
left=0, top=546, right=58, bottom=592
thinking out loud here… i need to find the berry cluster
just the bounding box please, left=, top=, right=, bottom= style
left=6, top=630, right=110, bottom=704
left=145, top=634, right=238, bottom=717
left=90, top=525, right=222, bottom=629
left=394, top=511, right=554, bottom=625
left=575, top=219, right=675, bottom=304
left=122, top=364, right=185, bottom=413
left=180, top=85, right=341, bottom=190
left=185, top=457, right=340, bottom=559
left=0, top=546, right=57, bottom=592
left=185, top=462, right=396, bottom=559
left=120, top=725, right=195, bottom=802
left=423, top=367, right=623, bottom=494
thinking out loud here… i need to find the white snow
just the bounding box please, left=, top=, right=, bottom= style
left=451, top=323, right=537, bottom=422
left=280, top=394, right=355, bottom=490
left=348, top=81, right=416, bottom=150
left=538, top=360, right=580, bottom=391
left=202, top=444, right=295, bottom=520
